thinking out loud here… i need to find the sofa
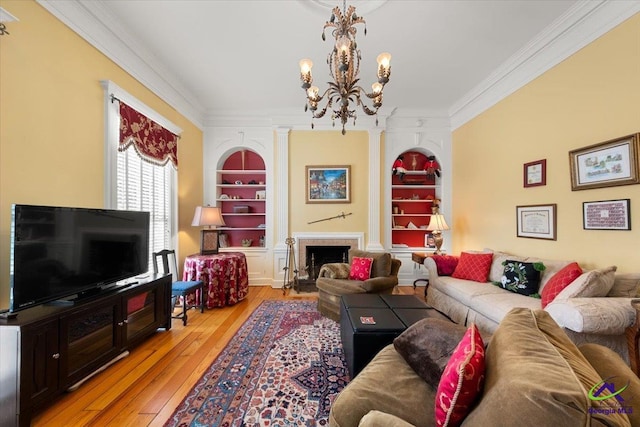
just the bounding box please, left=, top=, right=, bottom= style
left=330, top=308, right=640, bottom=427
left=316, top=249, right=401, bottom=321
left=423, top=250, right=639, bottom=362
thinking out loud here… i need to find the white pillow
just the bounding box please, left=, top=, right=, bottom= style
left=555, top=266, right=617, bottom=300
left=608, top=273, right=640, bottom=297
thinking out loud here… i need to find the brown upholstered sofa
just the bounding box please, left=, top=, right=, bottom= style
left=316, top=249, right=401, bottom=321
left=330, top=308, right=640, bottom=427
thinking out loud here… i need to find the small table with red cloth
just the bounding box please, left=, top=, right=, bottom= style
left=182, top=252, right=249, bottom=308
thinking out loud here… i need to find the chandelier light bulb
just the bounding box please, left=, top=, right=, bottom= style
left=307, top=86, right=319, bottom=99
left=376, top=52, right=391, bottom=68
left=336, top=35, right=350, bottom=54
left=299, top=59, right=313, bottom=74
left=372, top=82, right=383, bottom=94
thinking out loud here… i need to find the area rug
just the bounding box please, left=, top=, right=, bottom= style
left=164, top=300, right=350, bottom=426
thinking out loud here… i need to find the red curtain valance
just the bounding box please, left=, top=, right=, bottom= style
left=119, top=101, right=178, bottom=168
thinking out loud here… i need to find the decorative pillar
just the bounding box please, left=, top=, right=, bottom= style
left=367, top=128, right=384, bottom=251
left=272, top=127, right=291, bottom=286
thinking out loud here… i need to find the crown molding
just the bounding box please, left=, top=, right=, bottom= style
left=449, top=0, right=640, bottom=130
left=36, top=0, right=205, bottom=130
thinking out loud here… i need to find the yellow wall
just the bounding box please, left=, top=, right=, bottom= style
left=452, top=13, right=640, bottom=273
left=0, top=1, right=203, bottom=308
left=288, top=131, right=372, bottom=242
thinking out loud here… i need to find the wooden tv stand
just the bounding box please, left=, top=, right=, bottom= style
left=0, top=274, right=172, bottom=427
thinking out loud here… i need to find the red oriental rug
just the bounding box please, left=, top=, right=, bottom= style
left=164, top=300, right=350, bottom=426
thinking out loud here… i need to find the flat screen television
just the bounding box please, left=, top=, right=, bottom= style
left=9, top=204, right=150, bottom=313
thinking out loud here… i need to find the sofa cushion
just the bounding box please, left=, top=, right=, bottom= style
left=431, top=254, right=459, bottom=276
left=431, top=277, right=505, bottom=307
left=608, top=273, right=640, bottom=297
left=451, top=252, right=493, bottom=283
left=435, top=324, right=485, bottom=427
left=349, top=256, right=374, bottom=280
left=470, top=290, right=541, bottom=324
left=495, top=260, right=544, bottom=296
left=329, top=345, right=436, bottom=427
left=349, top=249, right=392, bottom=278
left=555, top=266, right=617, bottom=300
left=393, top=318, right=467, bottom=388
left=540, top=262, right=583, bottom=308
left=462, top=308, right=631, bottom=427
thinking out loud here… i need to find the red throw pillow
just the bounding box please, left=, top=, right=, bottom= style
left=541, top=262, right=582, bottom=308
left=432, top=255, right=459, bottom=276
left=349, top=257, right=374, bottom=280
left=451, top=252, right=493, bottom=282
left=435, top=324, right=485, bottom=427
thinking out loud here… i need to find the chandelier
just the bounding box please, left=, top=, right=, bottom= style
left=299, top=1, right=391, bottom=135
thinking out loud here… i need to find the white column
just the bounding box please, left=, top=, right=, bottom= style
left=274, top=127, right=290, bottom=250
left=367, top=128, right=384, bottom=251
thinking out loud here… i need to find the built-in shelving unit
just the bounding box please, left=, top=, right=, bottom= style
left=216, top=150, right=266, bottom=249
left=391, top=151, right=440, bottom=249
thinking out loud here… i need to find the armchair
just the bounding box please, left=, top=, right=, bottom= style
left=316, top=249, right=401, bottom=321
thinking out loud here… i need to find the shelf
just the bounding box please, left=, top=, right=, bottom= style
left=219, top=227, right=267, bottom=231
left=392, top=184, right=438, bottom=189
left=217, top=169, right=265, bottom=174
left=217, top=184, right=266, bottom=188
left=222, top=213, right=265, bottom=216
left=392, top=228, right=431, bottom=231
left=392, top=199, right=435, bottom=203
left=393, top=214, right=432, bottom=217
left=218, top=198, right=265, bottom=202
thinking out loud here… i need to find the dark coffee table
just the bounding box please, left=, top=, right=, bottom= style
left=340, top=294, right=451, bottom=377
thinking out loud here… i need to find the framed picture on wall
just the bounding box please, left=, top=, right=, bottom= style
left=523, top=159, right=546, bottom=187
left=305, top=165, right=351, bottom=203
left=583, top=199, right=631, bottom=230
left=569, top=133, right=640, bottom=191
left=516, top=204, right=557, bottom=240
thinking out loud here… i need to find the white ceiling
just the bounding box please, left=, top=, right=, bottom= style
left=38, top=1, right=640, bottom=129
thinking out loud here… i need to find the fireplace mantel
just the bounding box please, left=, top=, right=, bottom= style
left=292, top=232, right=364, bottom=273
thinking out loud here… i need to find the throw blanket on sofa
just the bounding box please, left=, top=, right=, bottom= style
left=318, top=263, right=351, bottom=279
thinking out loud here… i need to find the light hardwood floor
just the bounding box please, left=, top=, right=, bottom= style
left=32, top=285, right=418, bottom=426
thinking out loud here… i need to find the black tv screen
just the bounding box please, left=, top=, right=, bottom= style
left=9, top=204, right=150, bottom=312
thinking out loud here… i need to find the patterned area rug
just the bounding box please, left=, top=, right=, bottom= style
left=164, top=300, right=350, bottom=426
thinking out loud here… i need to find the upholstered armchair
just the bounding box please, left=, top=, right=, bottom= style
left=316, top=249, right=401, bottom=321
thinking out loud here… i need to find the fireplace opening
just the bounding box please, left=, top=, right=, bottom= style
left=305, top=245, right=349, bottom=280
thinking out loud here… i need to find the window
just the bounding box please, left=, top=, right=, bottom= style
left=102, top=80, right=180, bottom=272
left=116, top=148, right=174, bottom=269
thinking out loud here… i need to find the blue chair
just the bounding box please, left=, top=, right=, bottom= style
left=152, top=249, right=204, bottom=326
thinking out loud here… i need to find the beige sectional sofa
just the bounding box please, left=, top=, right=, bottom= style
left=330, top=308, right=640, bottom=427
left=424, top=250, right=640, bottom=362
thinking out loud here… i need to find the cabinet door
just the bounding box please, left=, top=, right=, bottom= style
left=58, top=296, right=122, bottom=388
left=20, top=319, right=59, bottom=409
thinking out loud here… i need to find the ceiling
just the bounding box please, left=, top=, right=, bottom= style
left=37, top=1, right=638, bottom=128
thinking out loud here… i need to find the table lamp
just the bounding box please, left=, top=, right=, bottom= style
left=426, top=214, right=450, bottom=255
left=192, top=206, right=226, bottom=254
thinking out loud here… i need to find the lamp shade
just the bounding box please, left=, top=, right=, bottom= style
left=426, top=214, right=449, bottom=232
left=191, top=206, right=226, bottom=227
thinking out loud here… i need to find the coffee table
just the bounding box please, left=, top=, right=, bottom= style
left=340, top=294, right=451, bottom=377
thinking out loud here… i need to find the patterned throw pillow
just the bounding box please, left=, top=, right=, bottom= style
left=540, top=262, right=582, bottom=308
left=435, top=324, right=485, bottom=427
left=431, top=255, right=459, bottom=276
left=348, top=257, right=374, bottom=280
left=495, top=260, right=545, bottom=297
left=451, top=252, right=493, bottom=282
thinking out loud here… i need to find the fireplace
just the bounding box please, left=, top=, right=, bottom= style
left=293, top=232, right=363, bottom=282
left=305, top=245, right=349, bottom=279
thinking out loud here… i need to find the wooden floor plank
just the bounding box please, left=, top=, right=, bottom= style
left=31, top=285, right=418, bottom=426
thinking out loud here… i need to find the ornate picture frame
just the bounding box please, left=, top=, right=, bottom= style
left=569, top=133, right=640, bottom=191
left=583, top=199, right=631, bottom=230
left=306, top=165, right=351, bottom=204
left=516, top=204, right=557, bottom=240
left=200, top=229, right=220, bottom=254
left=523, top=159, right=546, bottom=187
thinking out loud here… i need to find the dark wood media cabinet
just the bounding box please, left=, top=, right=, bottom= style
left=0, top=274, right=172, bottom=427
